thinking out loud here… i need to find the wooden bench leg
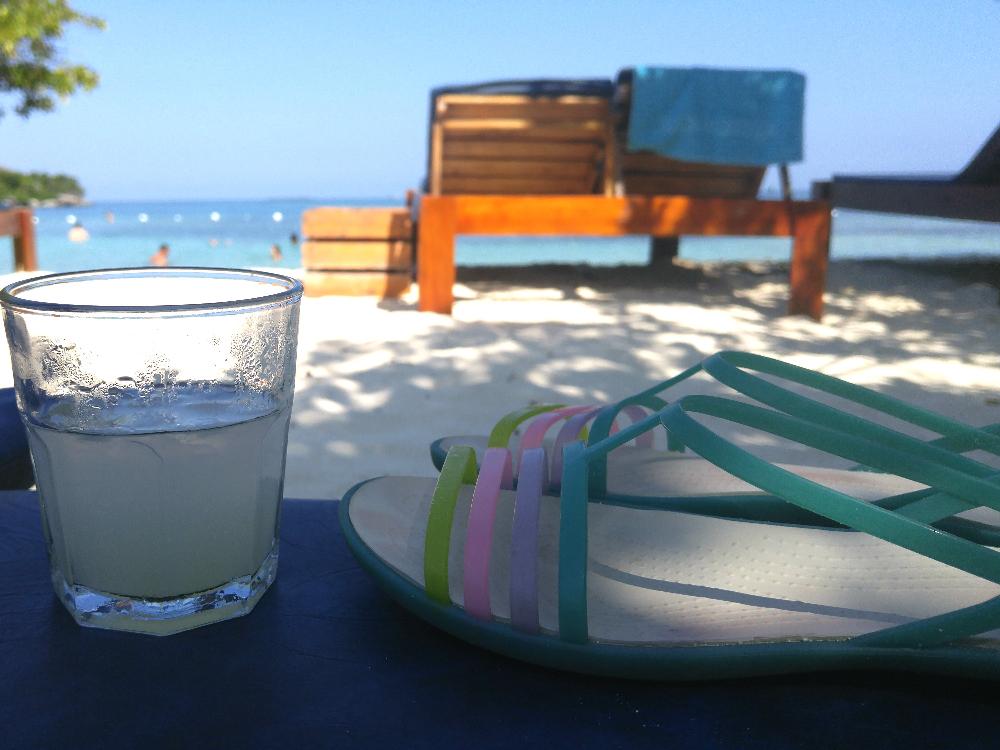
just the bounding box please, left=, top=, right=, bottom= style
left=417, top=198, right=457, bottom=314
left=788, top=207, right=830, bottom=320
left=649, top=236, right=680, bottom=266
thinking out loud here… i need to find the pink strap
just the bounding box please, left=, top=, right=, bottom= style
left=515, top=405, right=594, bottom=473
left=462, top=447, right=513, bottom=620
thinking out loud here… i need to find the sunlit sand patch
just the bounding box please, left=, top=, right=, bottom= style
left=324, top=440, right=359, bottom=458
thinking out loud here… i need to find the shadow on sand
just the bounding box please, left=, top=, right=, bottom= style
left=286, top=258, right=1000, bottom=498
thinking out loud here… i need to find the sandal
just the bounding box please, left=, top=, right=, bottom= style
left=429, top=352, right=1000, bottom=532
left=342, top=376, right=1000, bottom=679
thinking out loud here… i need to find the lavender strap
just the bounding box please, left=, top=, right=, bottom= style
left=550, top=407, right=604, bottom=492
left=514, top=405, right=594, bottom=474
left=549, top=404, right=658, bottom=490
left=509, top=446, right=548, bottom=633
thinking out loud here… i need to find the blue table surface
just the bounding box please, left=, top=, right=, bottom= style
left=2, top=491, right=998, bottom=749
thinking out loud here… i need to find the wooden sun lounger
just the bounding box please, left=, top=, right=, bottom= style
left=815, top=124, right=1000, bottom=222
left=417, top=77, right=830, bottom=319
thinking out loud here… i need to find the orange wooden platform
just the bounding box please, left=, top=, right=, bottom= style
left=416, top=195, right=831, bottom=319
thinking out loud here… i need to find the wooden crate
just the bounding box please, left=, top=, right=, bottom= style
left=303, top=270, right=411, bottom=298
left=301, top=207, right=413, bottom=298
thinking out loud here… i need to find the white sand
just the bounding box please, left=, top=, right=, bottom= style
left=2, top=261, right=999, bottom=498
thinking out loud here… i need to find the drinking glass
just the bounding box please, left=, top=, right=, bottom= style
left=0, top=267, right=302, bottom=635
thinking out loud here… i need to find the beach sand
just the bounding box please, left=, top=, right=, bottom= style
left=1, top=259, right=998, bottom=499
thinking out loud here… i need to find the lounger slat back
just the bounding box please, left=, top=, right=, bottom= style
left=428, top=80, right=616, bottom=196
left=443, top=141, right=600, bottom=161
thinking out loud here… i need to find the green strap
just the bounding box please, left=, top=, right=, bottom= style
left=487, top=404, right=564, bottom=450
left=423, top=445, right=477, bottom=605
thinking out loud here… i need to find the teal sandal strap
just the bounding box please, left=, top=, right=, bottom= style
left=887, top=471, right=1000, bottom=525
left=557, top=396, right=1000, bottom=645
left=586, top=394, right=671, bottom=494
left=662, top=396, right=1000, bottom=578
left=703, top=351, right=1000, bottom=459
left=585, top=362, right=705, bottom=496
left=583, top=352, right=1000, bottom=499
left=852, top=592, right=1000, bottom=648
left=559, top=411, right=670, bottom=642
left=662, top=397, right=1000, bottom=649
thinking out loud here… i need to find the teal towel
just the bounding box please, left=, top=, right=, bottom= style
left=626, top=67, right=805, bottom=165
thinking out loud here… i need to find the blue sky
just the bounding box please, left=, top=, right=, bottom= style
left=2, top=0, right=999, bottom=201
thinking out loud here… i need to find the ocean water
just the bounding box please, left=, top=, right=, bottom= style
left=7, top=199, right=1000, bottom=275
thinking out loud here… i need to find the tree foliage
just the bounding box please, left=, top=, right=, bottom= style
left=0, top=0, right=104, bottom=119
left=0, top=168, right=83, bottom=204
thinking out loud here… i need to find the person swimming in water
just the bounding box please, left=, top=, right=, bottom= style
left=68, top=222, right=90, bottom=243
left=149, top=243, right=170, bottom=267
left=270, top=243, right=283, bottom=262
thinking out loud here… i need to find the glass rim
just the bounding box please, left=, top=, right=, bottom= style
left=0, top=266, right=303, bottom=315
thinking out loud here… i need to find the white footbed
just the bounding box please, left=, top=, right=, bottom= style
left=437, top=435, right=1000, bottom=527
left=349, top=472, right=1000, bottom=646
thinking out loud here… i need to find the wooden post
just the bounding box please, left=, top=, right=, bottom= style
left=417, top=196, right=457, bottom=314
left=429, top=119, right=445, bottom=196
left=2, top=208, right=38, bottom=272
left=14, top=209, right=38, bottom=271
left=779, top=164, right=792, bottom=202
left=602, top=121, right=619, bottom=197
left=649, top=236, right=680, bottom=266
left=788, top=206, right=831, bottom=320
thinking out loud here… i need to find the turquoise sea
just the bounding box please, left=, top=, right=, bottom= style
left=6, top=199, right=1000, bottom=274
